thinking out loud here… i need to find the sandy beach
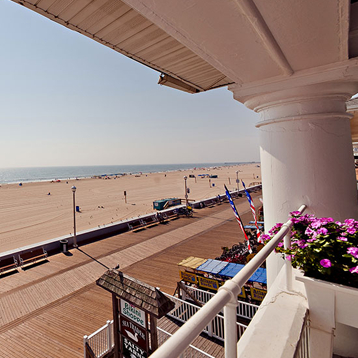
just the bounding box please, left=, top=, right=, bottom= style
left=0, top=163, right=261, bottom=253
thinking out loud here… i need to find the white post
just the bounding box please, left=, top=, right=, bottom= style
left=182, top=288, right=187, bottom=301
left=224, top=300, right=238, bottom=358
left=107, top=320, right=112, bottom=351
left=83, top=335, right=88, bottom=358
left=207, top=322, right=213, bottom=337
left=233, top=82, right=358, bottom=287
left=284, top=228, right=292, bottom=291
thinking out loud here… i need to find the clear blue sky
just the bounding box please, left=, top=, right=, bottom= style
left=0, top=0, right=260, bottom=168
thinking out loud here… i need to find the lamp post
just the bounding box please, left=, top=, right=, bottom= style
left=71, top=186, right=77, bottom=248
left=236, top=171, right=239, bottom=194
left=183, top=176, right=188, bottom=207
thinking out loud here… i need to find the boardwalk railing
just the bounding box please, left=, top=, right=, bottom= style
left=83, top=320, right=113, bottom=358
left=164, top=293, right=248, bottom=342
left=181, top=285, right=259, bottom=320
left=84, top=318, right=222, bottom=358
left=150, top=204, right=307, bottom=358
left=158, top=328, right=215, bottom=358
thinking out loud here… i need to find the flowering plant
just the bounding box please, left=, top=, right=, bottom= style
left=262, top=212, right=358, bottom=288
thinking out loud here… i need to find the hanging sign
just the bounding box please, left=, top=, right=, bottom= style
left=120, top=316, right=147, bottom=351
left=122, top=336, right=147, bottom=358
left=250, top=287, right=267, bottom=302
left=179, top=271, right=197, bottom=284
left=120, top=299, right=146, bottom=328
left=198, top=276, right=219, bottom=291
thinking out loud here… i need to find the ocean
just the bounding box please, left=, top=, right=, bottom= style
left=0, top=162, right=252, bottom=184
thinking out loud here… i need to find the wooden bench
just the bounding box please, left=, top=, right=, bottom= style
left=128, top=219, right=149, bottom=232
left=162, top=211, right=179, bottom=222
left=205, top=200, right=216, bottom=208
left=132, top=217, right=160, bottom=232
left=19, top=248, right=48, bottom=268
left=0, top=256, right=18, bottom=275
left=142, top=216, right=159, bottom=228
left=132, top=219, right=148, bottom=232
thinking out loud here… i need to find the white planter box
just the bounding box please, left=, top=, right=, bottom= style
left=297, top=275, right=358, bottom=358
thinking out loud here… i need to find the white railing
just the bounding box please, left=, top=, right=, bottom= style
left=158, top=328, right=215, bottom=358
left=182, top=285, right=214, bottom=306
left=150, top=204, right=307, bottom=358
left=165, top=293, right=247, bottom=342
left=237, top=300, right=259, bottom=320
left=294, top=312, right=310, bottom=358
left=83, top=320, right=114, bottom=358
left=182, top=285, right=259, bottom=320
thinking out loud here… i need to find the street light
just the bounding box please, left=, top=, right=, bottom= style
left=71, top=186, right=78, bottom=248
left=236, top=171, right=240, bottom=193
left=183, top=176, right=188, bottom=207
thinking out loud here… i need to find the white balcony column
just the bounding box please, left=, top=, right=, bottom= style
left=224, top=299, right=238, bottom=358
left=234, top=82, right=358, bottom=287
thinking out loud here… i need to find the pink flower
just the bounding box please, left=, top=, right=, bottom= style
left=305, top=227, right=314, bottom=236
left=347, top=247, right=358, bottom=259
left=345, top=219, right=355, bottom=225
left=286, top=255, right=292, bottom=261
left=347, top=227, right=356, bottom=235
left=311, top=221, right=323, bottom=229
left=337, top=236, right=348, bottom=242
left=320, top=259, right=331, bottom=268
left=349, top=266, right=358, bottom=274
left=316, top=227, right=328, bottom=236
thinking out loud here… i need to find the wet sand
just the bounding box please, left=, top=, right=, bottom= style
left=0, top=163, right=261, bottom=252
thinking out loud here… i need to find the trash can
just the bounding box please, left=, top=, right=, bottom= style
left=76, top=206, right=80, bottom=212
left=60, top=239, right=68, bottom=253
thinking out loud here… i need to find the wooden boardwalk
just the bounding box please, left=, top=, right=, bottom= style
left=0, top=193, right=261, bottom=357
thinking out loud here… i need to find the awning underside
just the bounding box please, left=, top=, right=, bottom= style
left=15, top=0, right=233, bottom=93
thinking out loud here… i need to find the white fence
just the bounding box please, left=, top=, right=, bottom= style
left=182, top=285, right=259, bottom=320
left=83, top=320, right=113, bottom=358
left=165, top=293, right=248, bottom=342
left=158, top=328, right=215, bottom=358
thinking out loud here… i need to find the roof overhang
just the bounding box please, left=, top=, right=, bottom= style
left=12, top=0, right=233, bottom=93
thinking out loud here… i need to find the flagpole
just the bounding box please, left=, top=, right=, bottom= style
left=241, top=180, right=262, bottom=243
left=224, top=185, right=252, bottom=253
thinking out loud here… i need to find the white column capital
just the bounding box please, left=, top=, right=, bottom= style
left=233, top=82, right=358, bottom=125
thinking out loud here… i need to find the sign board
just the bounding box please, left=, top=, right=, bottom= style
left=180, top=271, right=197, bottom=284
left=198, top=276, right=219, bottom=291
left=120, top=316, right=147, bottom=351
left=120, top=299, right=146, bottom=328
left=250, top=287, right=267, bottom=302
left=238, top=288, right=246, bottom=299
left=122, top=336, right=147, bottom=358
